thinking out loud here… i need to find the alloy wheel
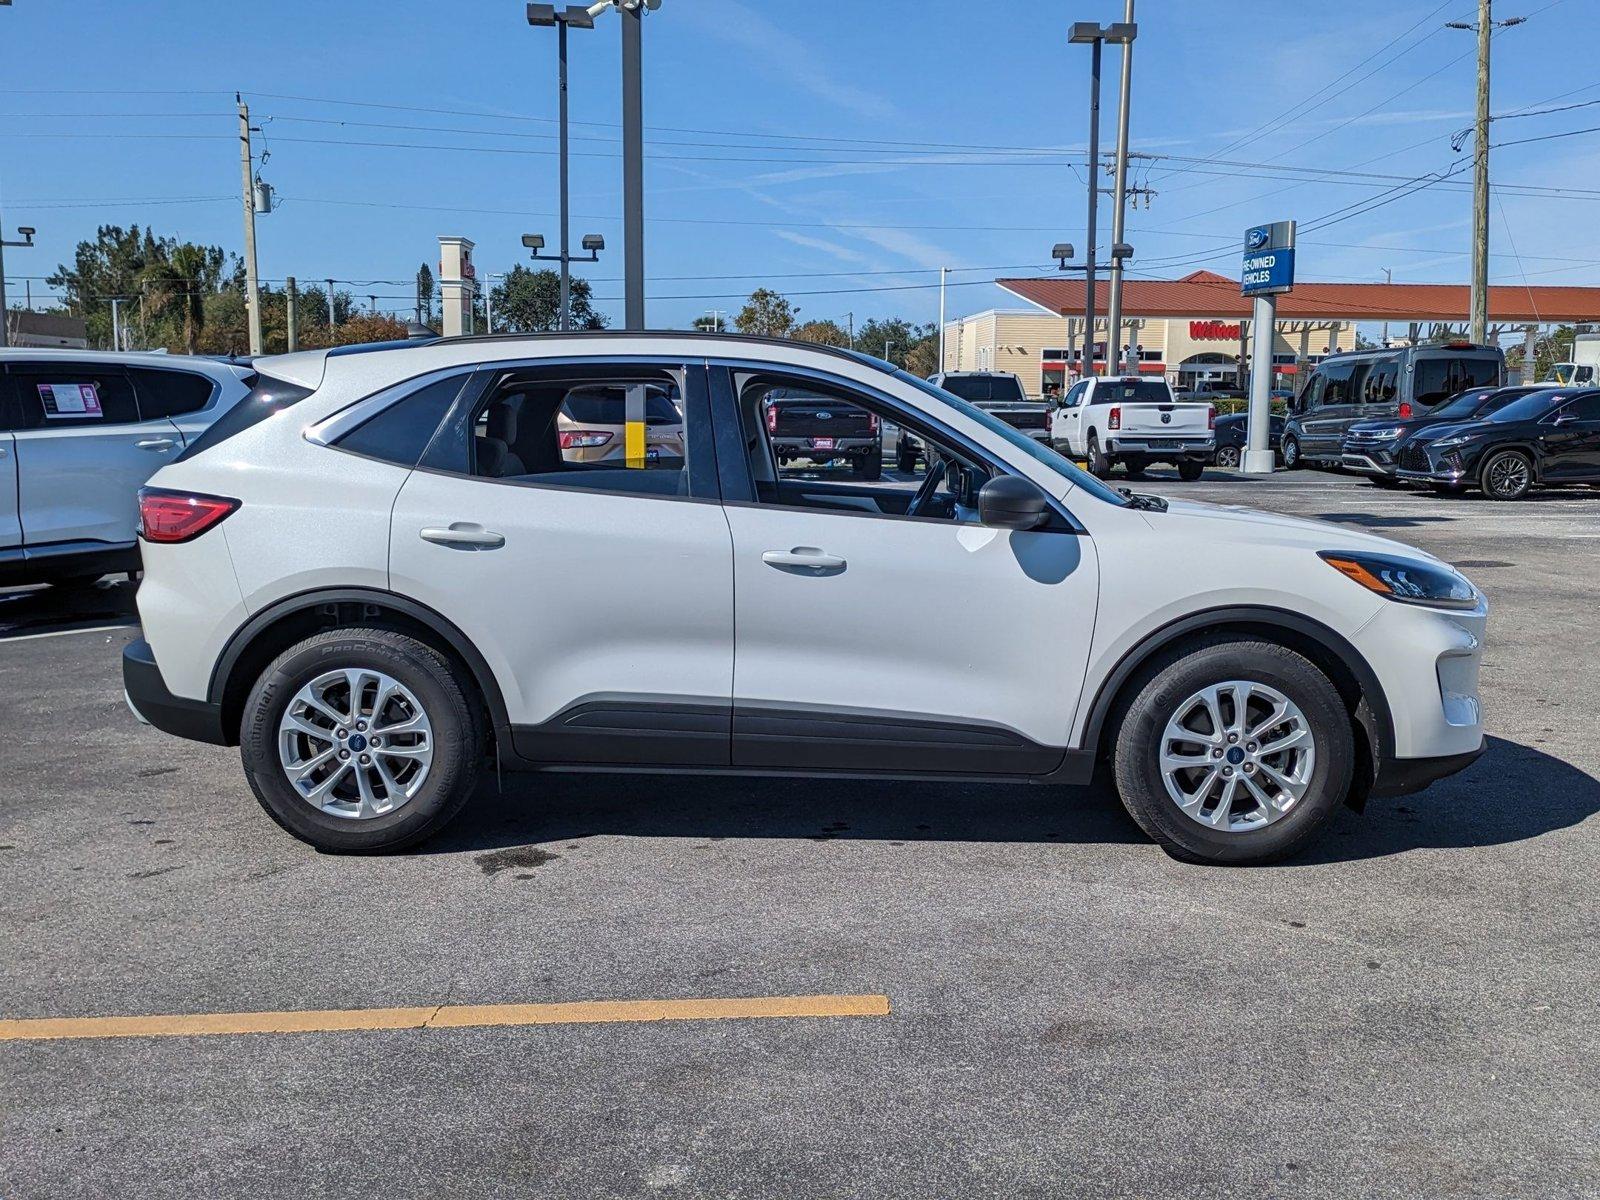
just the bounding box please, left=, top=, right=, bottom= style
left=1216, top=446, right=1240, bottom=468
left=1158, top=680, right=1316, bottom=833
left=277, top=668, right=435, bottom=820
left=1486, top=453, right=1530, bottom=499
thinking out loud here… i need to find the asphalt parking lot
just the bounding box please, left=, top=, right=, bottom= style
left=3, top=469, right=1597, bottom=1199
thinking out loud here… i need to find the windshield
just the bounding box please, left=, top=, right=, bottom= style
left=1485, top=390, right=1568, bottom=423
left=938, top=374, right=1028, bottom=405
left=1431, top=388, right=1495, bottom=421
left=900, top=371, right=1130, bottom=507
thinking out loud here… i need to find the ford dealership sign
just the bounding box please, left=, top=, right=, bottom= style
left=1242, top=221, right=1295, bottom=297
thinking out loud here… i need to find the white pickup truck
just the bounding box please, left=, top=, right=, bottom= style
left=1049, top=375, right=1215, bottom=480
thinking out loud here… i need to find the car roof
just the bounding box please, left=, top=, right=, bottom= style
left=0, top=347, right=253, bottom=379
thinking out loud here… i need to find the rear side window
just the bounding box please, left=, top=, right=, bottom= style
left=1413, top=355, right=1503, bottom=407
left=174, top=372, right=312, bottom=462
left=1319, top=360, right=1356, bottom=406
left=335, top=374, right=469, bottom=467
left=8, top=366, right=139, bottom=427
left=129, top=367, right=216, bottom=418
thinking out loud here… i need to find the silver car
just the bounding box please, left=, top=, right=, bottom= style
left=0, top=349, right=255, bottom=586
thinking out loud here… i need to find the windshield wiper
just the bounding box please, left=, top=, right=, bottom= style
left=1117, top=487, right=1168, bottom=512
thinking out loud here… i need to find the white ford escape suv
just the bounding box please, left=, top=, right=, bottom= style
left=124, top=334, right=1487, bottom=865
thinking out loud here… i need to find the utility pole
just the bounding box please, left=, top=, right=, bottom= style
left=1104, top=0, right=1137, bottom=374
left=0, top=225, right=36, bottom=351
left=325, top=278, right=337, bottom=328
left=938, top=267, right=948, bottom=372
left=621, top=1, right=645, bottom=329
left=1470, top=0, right=1491, bottom=343
left=237, top=95, right=263, bottom=356
left=1381, top=267, right=1392, bottom=346
left=109, top=297, right=125, bottom=351
left=286, top=276, right=299, bottom=351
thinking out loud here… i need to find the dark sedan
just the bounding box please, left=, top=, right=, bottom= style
left=1210, top=412, right=1284, bottom=468
left=1395, top=387, right=1600, bottom=500
left=1342, top=384, right=1551, bottom=486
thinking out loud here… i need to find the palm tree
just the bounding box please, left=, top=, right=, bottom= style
left=141, top=244, right=210, bottom=354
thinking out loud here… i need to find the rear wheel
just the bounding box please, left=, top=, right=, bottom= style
left=896, top=445, right=917, bottom=473
left=1123, top=454, right=1148, bottom=479
left=1086, top=434, right=1110, bottom=478
left=1282, top=435, right=1303, bottom=470
left=1480, top=448, right=1533, bottom=500
left=851, top=453, right=883, bottom=481
left=1176, top=459, right=1205, bottom=482
left=1110, top=638, right=1354, bottom=865
left=241, top=628, right=484, bottom=853
left=1214, top=445, right=1241, bottom=469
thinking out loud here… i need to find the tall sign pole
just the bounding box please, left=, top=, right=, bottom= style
left=621, top=2, right=645, bottom=330
left=1105, top=0, right=1136, bottom=374
left=1241, top=221, right=1295, bottom=475
left=1082, top=37, right=1102, bottom=378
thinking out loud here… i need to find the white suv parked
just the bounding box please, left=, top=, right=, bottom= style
left=124, top=334, right=1488, bottom=865
left=1, top=349, right=254, bottom=586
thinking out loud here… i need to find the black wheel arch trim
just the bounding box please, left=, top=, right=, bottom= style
left=208, top=587, right=511, bottom=742
left=1080, top=605, right=1395, bottom=765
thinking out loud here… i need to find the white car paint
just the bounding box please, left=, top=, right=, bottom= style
left=132, top=334, right=1486, bottom=781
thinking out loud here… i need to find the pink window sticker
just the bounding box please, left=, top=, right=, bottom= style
left=37, top=381, right=103, bottom=418
left=78, top=383, right=103, bottom=416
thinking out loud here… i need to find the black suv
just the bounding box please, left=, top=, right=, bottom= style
left=1284, top=342, right=1505, bottom=470
left=1395, top=387, right=1600, bottom=499
left=1341, top=384, right=1550, bottom=486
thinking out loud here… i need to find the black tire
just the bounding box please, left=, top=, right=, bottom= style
left=1282, top=435, right=1303, bottom=470
left=1110, top=638, right=1354, bottom=866
left=1176, top=459, right=1205, bottom=482
left=240, top=627, right=485, bottom=853
left=1479, top=448, right=1533, bottom=501
left=896, top=446, right=917, bottom=474
left=1214, top=445, right=1241, bottom=469
left=852, top=453, right=883, bottom=481
left=1367, top=474, right=1402, bottom=489
left=1122, top=454, right=1148, bottom=479
left=1086, top=433, right=1110, bottom=478
left=1430, top=482, right=1466, bottom=496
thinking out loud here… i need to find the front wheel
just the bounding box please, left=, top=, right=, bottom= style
left=1282, top=435, right=1303, bottom=470
left=1176, top=459, right=1205, bottom=482
left=896, top=446, right=917, bottom=473
left=1214, top=445, right=1241, bottom=469
left=1110, top=638, right=1354, bottom=865
left=241, top=628, right=484, bottom=853
left=1480, top=448, right=1533, bottom=500
left=1367, top=474, right=1402, bottom=489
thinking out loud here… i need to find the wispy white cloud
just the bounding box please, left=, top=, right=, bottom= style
left=771, top=229, right=873, bottom=265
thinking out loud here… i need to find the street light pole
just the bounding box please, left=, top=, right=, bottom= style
left=1105, top=0, right=1137, bottom=374
left=1084, top=36, right=1102, bottom=379
left=938, top=267, right=948, bottom=372
left=621, top=2, right=645, bottom=329
left=0, top=225, right=35, bottom=350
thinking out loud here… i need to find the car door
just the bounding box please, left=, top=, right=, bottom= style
left=0, top=374, right=19, bottom=556
left=8, top=362, right=182, bottom=549
left=127, top=365, right=226, bottom=448
left=712, top=364, right=1099, bottom=776
left=1302, top=359, right=1358, bottom=456
left=1539, top=393, right=1600, bottom=480
left=386, top=358, right=735, bottom=766
left=1051, top=380, right=1088, bottom=451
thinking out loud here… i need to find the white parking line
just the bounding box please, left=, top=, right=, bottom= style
left=0, top=621, right=137, bottom=644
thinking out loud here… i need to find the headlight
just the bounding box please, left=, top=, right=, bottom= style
left=1432, top=433, right=1474, bottom=448
left=1367, top=427, right=1403, bottom=440
left=1319, top=551, right=1478, bottom=609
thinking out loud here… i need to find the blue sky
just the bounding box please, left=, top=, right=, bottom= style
left=0, top=0, right=1595, bottom=332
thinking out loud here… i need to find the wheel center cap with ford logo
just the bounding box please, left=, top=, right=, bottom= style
left=348, top=733, right=368, bottom=752
left=1226, top=746, right=1246, bottom=764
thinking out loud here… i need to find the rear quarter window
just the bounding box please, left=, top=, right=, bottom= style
left=174, top=372, right=311, bottom=462
left=129, top=367, right=217, bottom=418
left=334, top=374, right=469, bottom=467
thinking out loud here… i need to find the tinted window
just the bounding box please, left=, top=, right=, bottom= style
left=174, top=372, right=311, bottom=462
left=1095, top=379, right=1171, bottom=404
left=1319, top=360, right=1356, bottom=407
left=1413, top=354, right=1503, bottom=407
left=1559, top=394, right=1600, bottom=421
left=1485, top=391, right=1568, bottom=424
left=129, top=367, right=216, bottom=418
left=1363, top=360, right=1399, bottom=404
left=1432, top=388, right=1496, bottom=420
left=336, top=374, right=468, bottom=467
left=938, top=375, right=1028, bottom=404
left=9, top=366, right=139, bottom=427
left=562, top=386, right=681, bottom=425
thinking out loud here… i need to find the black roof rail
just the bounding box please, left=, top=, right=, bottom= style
left=434, top=329, right=900, bottom=373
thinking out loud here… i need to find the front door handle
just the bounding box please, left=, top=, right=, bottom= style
left=762, top=547, right=846, bottom=573
left=136, top=438, right=176, bottom=452
left=420, top=523, right=506, bottom=549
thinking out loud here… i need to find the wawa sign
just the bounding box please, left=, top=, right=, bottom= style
left=1189, top=320, right=1242, bottom=341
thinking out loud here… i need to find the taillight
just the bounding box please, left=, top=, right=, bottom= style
left=137, top=488, right=239, bottom=544
left=766, top=405, right=779, bottom=434
left=867, top=413, right=880, bottom=434
left=1398, top=401, right=1413, bottom=419
left=558, top=430, right=614, bottom=449
left=1108, top=406, right=1121, bottom=430
left=1208, top=406, right=1216, bottom=430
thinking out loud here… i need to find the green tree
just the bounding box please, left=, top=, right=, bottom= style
left=855, top=317, right=936, bottom=371
left=140, top=243, right=213, bottom=354
left=734, top=288, right=796, bottom=338
left=416, top=263, right=435, bottom=323
left=692, top=313, right=729, bottom=332
left=489, top=266, right=606, bottom=332
left=791, top=318, right=850, bottom=348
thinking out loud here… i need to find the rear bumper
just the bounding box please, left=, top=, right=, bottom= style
left=773, top=437, right=877, bottom=455
left=1106, top=437, right=1214, bottom=459
left=122, top=637, right=229, bottom=745
left=1372, top=742, right=1484, bottom=798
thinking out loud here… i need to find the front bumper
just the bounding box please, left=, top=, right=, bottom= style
left=1340, top=439, right=1402, bottom=476
left=1349, top=594, right=1488, bottom=761
left=1372, top=743, right=1485, bottom=798
left=123, top=637, right=228, bottom=745
left=1394, top=442, right=1475, bottom=484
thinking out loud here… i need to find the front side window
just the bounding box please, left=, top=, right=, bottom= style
left=9, top=366, right=139, bottom=427
left=1556, top=393, right=1600, bottom=422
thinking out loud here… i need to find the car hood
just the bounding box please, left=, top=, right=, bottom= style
left=1347, top=417, right=1420, bottom=437
left=1146, top=496, right=1442, bottom=561
left=1406, top=421, right=1482, bottom=443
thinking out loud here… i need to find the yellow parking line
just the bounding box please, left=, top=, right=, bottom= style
left=0, top=994, right=891, bottom=1042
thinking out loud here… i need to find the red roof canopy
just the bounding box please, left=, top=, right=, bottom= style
left=997, top=270, right=1600, bottom=324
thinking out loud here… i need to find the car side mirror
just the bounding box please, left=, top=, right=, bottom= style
left=977, top=475, right=1049, bottom=531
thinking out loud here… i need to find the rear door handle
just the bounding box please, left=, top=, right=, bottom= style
left=420, top=523, right=506, bottom=549
left=136, top=438, right=176, bottom=452
left=762, top=547, right=846, bottom=573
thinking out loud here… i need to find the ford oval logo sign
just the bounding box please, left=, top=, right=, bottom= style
left=1246, top=227, right=1269, bottom=251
